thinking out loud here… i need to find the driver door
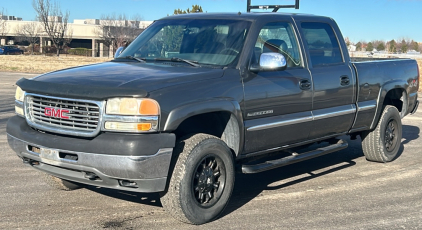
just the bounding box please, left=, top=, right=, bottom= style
left=243, top=21, right=313, bottom=154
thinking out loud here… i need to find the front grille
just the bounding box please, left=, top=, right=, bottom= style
left=25, top=95, right=102, bottom=137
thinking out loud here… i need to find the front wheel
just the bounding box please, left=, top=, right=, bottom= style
left=160, top=134, right=235, bottom=225
left=361, top=105, right=402, bottom=162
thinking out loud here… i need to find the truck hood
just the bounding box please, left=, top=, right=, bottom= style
left=17, top=61, right=224, bottom=100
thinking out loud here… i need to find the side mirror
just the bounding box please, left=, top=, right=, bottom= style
left=250, top=53, right=287, bottom=73
left=114, top=46, right=124, bottom=58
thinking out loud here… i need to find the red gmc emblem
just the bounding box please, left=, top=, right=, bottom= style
left=44, top=107, right=70, bottom=119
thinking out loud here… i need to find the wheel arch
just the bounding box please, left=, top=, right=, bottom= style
left=163, top=100, right=244, bottom=156
left=371, top=80, right=408, bottom=130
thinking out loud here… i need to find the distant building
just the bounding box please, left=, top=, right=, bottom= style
left=0, top=17, right=153, bottom=57
left=0, top=15, right=23, bottom=21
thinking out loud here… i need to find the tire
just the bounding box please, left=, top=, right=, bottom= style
left=43, top=174, right=81, bottom=191
left=361, top=105, right=402, bottom=162
left=160, top=134, right=235, bottom=225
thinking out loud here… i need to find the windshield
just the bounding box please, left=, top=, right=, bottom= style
left=119, top=19, right=251, bottom=66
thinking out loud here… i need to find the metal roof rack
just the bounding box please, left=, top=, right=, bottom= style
left=247, top=0, right=300, bottom=12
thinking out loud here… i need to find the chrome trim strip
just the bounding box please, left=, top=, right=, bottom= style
left=312, top=105, right=356, bottom=121
left=103, top=115, right=158, bottom=123
left=24, top=93, right=105, bottom=137
left=247, top=105, right=357, bottom=132
left=247, top=116, right=313, bottom=131
left=101, top=115, right=159, bottom=133
left=358, top=104, right=376, bottom=112
left=357, top=100, right=377, bottom=112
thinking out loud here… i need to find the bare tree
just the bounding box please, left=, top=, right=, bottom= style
left=32, top=0, right=72, bottom=56
left=344, top=37, right=351, bottom=47
left=0, top=8, right=8, bottom=42
left=94, top=13, right=143, bottom=52
left=14, top=21, right=43, bottom=54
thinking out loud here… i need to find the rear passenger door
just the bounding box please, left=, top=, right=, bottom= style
left=298, top=21, right=356, bottom=139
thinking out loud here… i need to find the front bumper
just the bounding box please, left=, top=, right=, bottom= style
left=7, top=116, right=176, bottom=193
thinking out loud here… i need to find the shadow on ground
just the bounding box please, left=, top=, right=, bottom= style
left=59, top=125, right=421, bottom=223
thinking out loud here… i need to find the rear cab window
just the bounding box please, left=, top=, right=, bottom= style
left=301, top=22, right=343, bottom=67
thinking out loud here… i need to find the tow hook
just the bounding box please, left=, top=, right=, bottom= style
left=22, top=158, right=39, bottom=166
left=84, top=172, right=100, bottom=180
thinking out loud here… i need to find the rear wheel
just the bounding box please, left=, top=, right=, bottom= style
left=43, top=174, right=81, bottom=191
left=160, top=134, right=235, bottom=225
left=361, top=105, right=402, bottom=162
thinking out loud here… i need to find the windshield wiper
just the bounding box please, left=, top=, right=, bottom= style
left=155, top=57, right=201, bottom=67
left=117, top=56, right=146, bottom=63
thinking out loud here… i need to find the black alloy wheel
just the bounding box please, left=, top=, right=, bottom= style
left=192, top=155, right=226, bottom=207
left=384, top=118, right=399, bottom=152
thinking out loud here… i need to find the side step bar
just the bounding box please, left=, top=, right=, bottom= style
left=241, top=139, right=348, bottom=174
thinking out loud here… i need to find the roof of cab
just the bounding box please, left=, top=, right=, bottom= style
left=159, top=12, right=326, bottom=21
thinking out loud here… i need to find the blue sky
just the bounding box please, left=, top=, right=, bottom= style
left=2, top=0, right=422, bottom=42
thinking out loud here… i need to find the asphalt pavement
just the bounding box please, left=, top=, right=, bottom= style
left=1, top=71, right=421, bottom=229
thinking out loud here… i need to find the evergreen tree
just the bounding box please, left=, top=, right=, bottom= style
left=376, top=42, right=385, bottom=51
left=401, top=39, right=408, bottom=53
left=356, top=42, right=362, bottom=51
left=173, top=5, right=203, bottom=15
left=411, top=40, right=419, bottom=52
left=366, top=42, right=374, bottom=52
left=388, top=40, right=396, bottom=53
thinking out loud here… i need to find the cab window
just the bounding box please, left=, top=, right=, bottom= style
left=301, top=22, right=343, bottom=66
left=252, top=22, right=302, bottom=68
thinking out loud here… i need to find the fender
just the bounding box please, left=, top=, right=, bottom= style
left=370, top=79, right=408, bottom=130
left=163, top=99, right=244, bottom=155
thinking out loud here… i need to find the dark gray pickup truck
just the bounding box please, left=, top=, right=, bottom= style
left=7, top=12, right=419, bottom=224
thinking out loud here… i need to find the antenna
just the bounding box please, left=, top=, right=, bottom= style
left=247, top=0, right=300, bottom=12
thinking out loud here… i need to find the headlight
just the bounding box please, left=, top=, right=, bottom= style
left=15, top=86, right=25, bottom=117
left=104, top=98, right=160, bottom=133
left=15, top=86, right=25, bottom=102
left=106, top=98, right=160, bottom=115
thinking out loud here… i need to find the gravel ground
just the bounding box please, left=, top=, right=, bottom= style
left=1, top=71, right=421, bottom=229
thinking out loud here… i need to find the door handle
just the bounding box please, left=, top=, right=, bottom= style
left=299, top=79, right=311, bottom=90
left=340, top=75, right=350, bottom=86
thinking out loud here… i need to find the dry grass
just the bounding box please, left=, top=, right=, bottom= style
left=0, top=55, right=111, bottom=74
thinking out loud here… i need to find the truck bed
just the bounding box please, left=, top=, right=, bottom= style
left=350, top=58, right=419, bottom=131
left=351, top=57, right=405, bottom=62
